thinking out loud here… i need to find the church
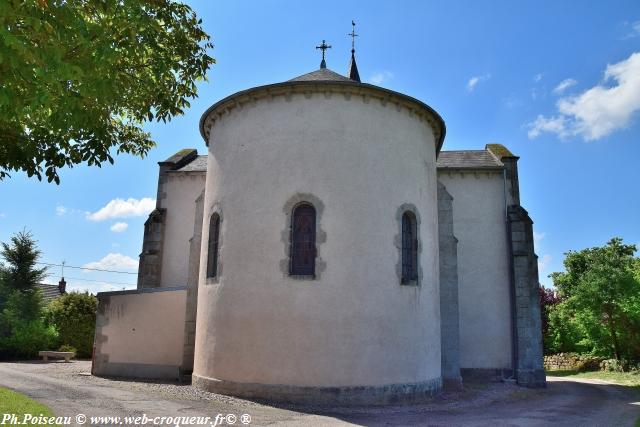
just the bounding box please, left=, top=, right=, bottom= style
left=92, top=36, right=546, bottom=404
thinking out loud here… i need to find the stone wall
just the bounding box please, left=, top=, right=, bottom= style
left=508, top=205, right=546, bottom=387
left=137, top=149, right=199, bottom=289
left=544, top=353, right=603, bottom=371
left=437, top=181, right=462, bottom=390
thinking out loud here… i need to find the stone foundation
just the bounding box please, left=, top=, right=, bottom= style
left=192, top=375, right=442, bottom=406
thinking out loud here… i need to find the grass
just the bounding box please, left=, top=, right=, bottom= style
left=546, top=370, right=640, bottom=388
left=0, top=387, right=59, bottom=426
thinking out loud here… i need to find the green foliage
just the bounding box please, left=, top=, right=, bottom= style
left=0, top=231, right=57, bottom=359
left=58, top=344, right=77, bottom=354
left=45, top=292, right=97, bottom=358
left=549, top=238, right=640, bottom=361
left=0, top=0, right=214, bottom=183
left=0, top=318, right=58, bottom=358
left=0, top=231, right=48, bottom=293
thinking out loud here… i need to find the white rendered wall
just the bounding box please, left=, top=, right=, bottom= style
left=437, top=171, right=512, bottom=369
left=194, top=91, right=442, bottom=388
left=159, top=172, right=206, bottom=287
left=93, top=289, right=186, bottom=378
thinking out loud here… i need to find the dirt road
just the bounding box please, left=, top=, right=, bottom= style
left=1, top=361, right=638, bottom=426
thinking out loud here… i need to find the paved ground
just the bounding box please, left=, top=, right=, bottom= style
left=1, top=361, right=639, bottom=426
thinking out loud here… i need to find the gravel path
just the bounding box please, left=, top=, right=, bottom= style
left=1, top=361, right=639, bottom=426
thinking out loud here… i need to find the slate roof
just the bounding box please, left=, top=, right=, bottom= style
left=36, top=283, right=63, bottom=304
left=170, top=150, right=505, bottom=173
left=436, top=150, right=504, bottom=170
left=289, top=68, right=354, bottom=82
left=174, top=155, right=207, bottom=172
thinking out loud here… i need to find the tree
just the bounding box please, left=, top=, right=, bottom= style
left=0, top=0, right=214, bottom=183
left=0, top=231, right=48, bottom=294
left=45, top=292, right=97, bottom=358
left=0, top=231, right=57, bottom=358
left=550, top=238, right=640, bottom=360
left=539, top=285, right=563, bottom=353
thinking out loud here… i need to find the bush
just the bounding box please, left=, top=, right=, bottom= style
left=0, top=319, right=58, bottom=358
left=45, top=292, right=97, bottom=358
left=0, top=289, right=54, bottom=359
left=58, top=344, right=76, bottom=354
left=600, top=358, right=628, bottom=372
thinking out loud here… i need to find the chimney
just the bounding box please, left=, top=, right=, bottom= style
left=58, top=277, right=67, bottom=294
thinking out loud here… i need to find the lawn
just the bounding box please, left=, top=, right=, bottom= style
left=0, top=387, right=59, bottom=426
left=547, top=370, right=640, bottom=388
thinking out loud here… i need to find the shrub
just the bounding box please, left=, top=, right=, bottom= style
left=58, top=344, right=76, bottom=354
left=600, top=358, right=627, bottom=372
left=0, top=319, right=58, bottom=358
left=45, top=292, right=97, bottom=358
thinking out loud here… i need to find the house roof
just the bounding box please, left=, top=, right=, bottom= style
left=436, top=150, right=504, bottom=170
left=36, top=283, right=62, bottom=304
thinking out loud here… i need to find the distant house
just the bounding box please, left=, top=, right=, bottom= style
left=36, top=279, right=66, bottom=304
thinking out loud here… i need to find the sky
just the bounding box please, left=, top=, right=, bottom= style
left=1, top=0, right=640, bottom=292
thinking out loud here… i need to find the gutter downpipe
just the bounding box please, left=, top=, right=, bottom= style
left=504, top=167, right=518, bottom=381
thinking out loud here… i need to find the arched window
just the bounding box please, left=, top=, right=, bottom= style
left=207, top=213, right=220, bottom=278
left=401, top=211, right=418, bottom=283
left=290, top=204, right=316, bottom=276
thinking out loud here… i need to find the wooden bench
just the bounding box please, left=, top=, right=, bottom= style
left=38, top=351, right=75, bottom=362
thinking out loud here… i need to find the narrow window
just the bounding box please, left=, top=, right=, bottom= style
left=207, top=213, right=220, bottom=278
left=401, top=211, right=418, bottom=283
left=290, top=204, right=316, bottom=276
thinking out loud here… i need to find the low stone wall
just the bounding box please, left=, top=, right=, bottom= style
left=543, top=353, right=604, bottom=372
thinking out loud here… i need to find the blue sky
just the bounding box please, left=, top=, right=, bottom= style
left=1, top=0, right=639, bottom=292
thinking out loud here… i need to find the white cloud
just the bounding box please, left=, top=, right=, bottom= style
left=369, top=71, right=393, bottom=85
left=82, top=253, right=138, bottom=271
left=466, top=74, right=491, bottom=92
left=528, top=52, right=640, bottom=141
left=622, top=20, right=640, bottom=39
left=553, top=78, right=577, bottom=95
left=56, top=205, right=67, bottom=216
left=534, top=73, right=543, bottom=82
left=503, top=94, right=522, bottom=109
left=527, top=115, right=569, bottom=139
left=0, top=212, right=6, bottom=219
left=66, top=280, right=135, bottom=294
left=87, top=197, right=155, bottom=221
left=533, top=231, right=546, bottom=246
left=538, top=254, right=552, bottom=273
left=110, top=222, right=129, bottom=233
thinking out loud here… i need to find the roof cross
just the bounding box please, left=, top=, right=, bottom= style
left=316, top=39, right=331, bottom=69
left=348, top=20, right=358, bottom=53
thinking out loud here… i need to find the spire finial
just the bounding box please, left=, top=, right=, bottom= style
left=347, top=21, right=361, bottom=82
left=316, top=39, right=331, bottom=69
left=349, top=20, right=358, bottom=54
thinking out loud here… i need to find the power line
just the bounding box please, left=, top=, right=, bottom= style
left=37, top=261, right=138, bottom=275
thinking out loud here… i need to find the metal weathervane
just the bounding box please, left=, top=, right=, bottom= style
left=349, top=20, right=358, bottom=53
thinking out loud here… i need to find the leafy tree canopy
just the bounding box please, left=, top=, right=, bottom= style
left=549, top=238, right=640, bottom=360
left=0, top=0, right=214, bottom=183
